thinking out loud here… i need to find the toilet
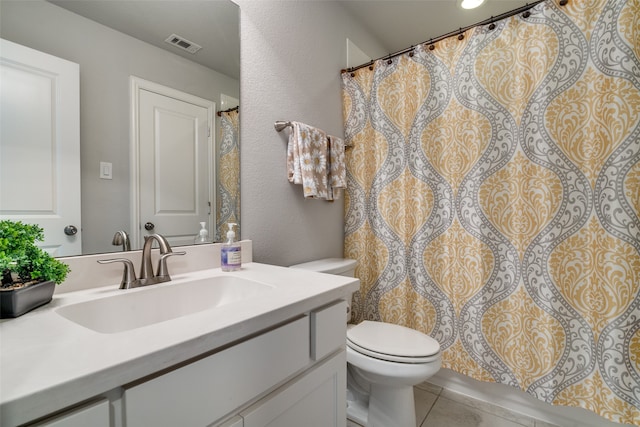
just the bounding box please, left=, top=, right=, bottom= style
left=290, top=258, right=441, bottom=427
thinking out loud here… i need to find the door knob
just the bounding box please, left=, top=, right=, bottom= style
left=144, top=222, right=155, bottom=231
left=64, top=225, right=78, bottom=236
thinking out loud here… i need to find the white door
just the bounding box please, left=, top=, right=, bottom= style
left=131, top=77, right=214, bottom=249
left=0, top=39, right=81, bottom=256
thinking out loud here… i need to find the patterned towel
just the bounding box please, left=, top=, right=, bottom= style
left=327, top=135, right=347, bottom=200
left=287, top=122, right=328, bottom=199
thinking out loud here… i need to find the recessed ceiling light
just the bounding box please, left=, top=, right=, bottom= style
left=460, top=0, right=486, bottom=9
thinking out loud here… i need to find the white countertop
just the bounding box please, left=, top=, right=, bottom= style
left=0, top=262, right=359, bottom=426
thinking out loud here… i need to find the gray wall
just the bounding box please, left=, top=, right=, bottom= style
left=0, top=0, right=239, bottom=255
left=237, top=0, right=386, bottom=266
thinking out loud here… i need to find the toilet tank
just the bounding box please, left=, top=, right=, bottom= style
left=290, top=258, right=358, bottom=322
left=289, top=258, right=357, bottom=277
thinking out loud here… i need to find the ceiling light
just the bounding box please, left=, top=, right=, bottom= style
left=460, top=0, right=486, bottom=9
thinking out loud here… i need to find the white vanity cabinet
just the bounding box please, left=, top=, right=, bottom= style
left=16, top=300, right=348, bottom=427
left=1, top=262, right=359, bottom=427
left=124, top=300, right=347, bottom=427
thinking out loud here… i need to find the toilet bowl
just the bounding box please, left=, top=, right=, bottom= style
left=290, top=258, right=441, bottom=427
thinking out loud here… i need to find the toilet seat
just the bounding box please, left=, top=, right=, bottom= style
left=347, top=321, right=440, bottom=364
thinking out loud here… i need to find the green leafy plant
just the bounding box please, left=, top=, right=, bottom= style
left=0, top=220, right=70, bottom=288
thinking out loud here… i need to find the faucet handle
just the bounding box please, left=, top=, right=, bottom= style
left=156, top=251, right=186, bottom=279
left=97, top=258, right=138, bottom=289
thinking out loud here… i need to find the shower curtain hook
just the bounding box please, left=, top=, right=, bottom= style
left=488, top=17, right=496, bottom=31
left=457, top=28, right=464, bottom=41
left=428, top=39, right=435, bottom=51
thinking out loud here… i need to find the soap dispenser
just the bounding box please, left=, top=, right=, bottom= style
left=221, top=222, right=241, bottom=271
left=194, top=222, right=209, bottom=244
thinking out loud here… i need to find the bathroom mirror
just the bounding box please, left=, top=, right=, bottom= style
left=0, top=0, right=240, bottom=256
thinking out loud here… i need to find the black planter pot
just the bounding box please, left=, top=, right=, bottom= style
left=0, top=280, right=55, bottom=318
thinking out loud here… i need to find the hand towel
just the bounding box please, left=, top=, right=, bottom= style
left=287, top=121, right=329, bottom=199
left=327, top=135, right=347, bottom=200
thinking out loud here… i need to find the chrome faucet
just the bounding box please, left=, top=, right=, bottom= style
left=139, top=234, right=184, bottom=281
left=98, top=233, right=185, bottom=289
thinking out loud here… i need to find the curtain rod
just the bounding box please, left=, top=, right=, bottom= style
left=342, top=0, right=563, bottom=74
left=217, top=105, right=239, bottom=116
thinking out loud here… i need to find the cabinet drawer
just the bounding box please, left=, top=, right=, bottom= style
left=124, top=316, right=310, bottom=427
left=310, top=300, right=347, bottom=361
left=28, top=399, right=109, bottom=427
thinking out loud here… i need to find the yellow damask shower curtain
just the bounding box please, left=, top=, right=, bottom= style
left=341, top=0, right=640, bottom=424
left=216, top=109, right=240, bottom=241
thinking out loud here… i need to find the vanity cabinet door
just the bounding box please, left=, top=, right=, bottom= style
left=241, top=350, right=346, bottom=427
left=27, top=399, right=109, bottom=427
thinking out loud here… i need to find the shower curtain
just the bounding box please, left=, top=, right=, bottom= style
left=341, top=0, right=639, bottom=424
left=216, top=109, right=240, bottom=241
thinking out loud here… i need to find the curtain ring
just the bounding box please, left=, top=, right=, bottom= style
left=458, top=29, right=464, bottom=41
left=559, top=0, right=568, bottom=5
left=488, top=17, right=496, bottom=30
left=385, top=53, right=393, bottom=65
left=428, top=39, right=435, bottom=51
left=408, top=46, right=414, bottom=57
left=522, top=10, right=531, bottom=18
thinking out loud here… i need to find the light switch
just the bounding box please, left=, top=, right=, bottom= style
left=100, top=161, right=113, bottom=180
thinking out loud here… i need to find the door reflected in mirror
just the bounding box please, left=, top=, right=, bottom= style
left=0, top=0, right=240, bottom=256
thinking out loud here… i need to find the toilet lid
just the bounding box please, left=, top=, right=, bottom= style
left=347, top=321, right=440, bottom=363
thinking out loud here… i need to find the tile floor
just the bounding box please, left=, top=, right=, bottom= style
left=346, top=381, right=560, bottom=427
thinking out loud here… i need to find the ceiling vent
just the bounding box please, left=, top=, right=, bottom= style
left=164, top=34, right=201, bottom=54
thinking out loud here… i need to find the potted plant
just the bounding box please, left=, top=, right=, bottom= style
left=0, top=220, right=70, bottom=318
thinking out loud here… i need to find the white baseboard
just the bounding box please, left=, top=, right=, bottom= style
left=429, top=369, right=621, bottom=427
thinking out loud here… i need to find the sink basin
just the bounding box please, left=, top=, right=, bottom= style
left=55, top=276, right=273, bottom=333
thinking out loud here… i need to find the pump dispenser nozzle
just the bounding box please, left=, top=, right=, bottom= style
left=194, top=222, right=209, bottom=244
left=225, top=222, right=238, bottom=243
